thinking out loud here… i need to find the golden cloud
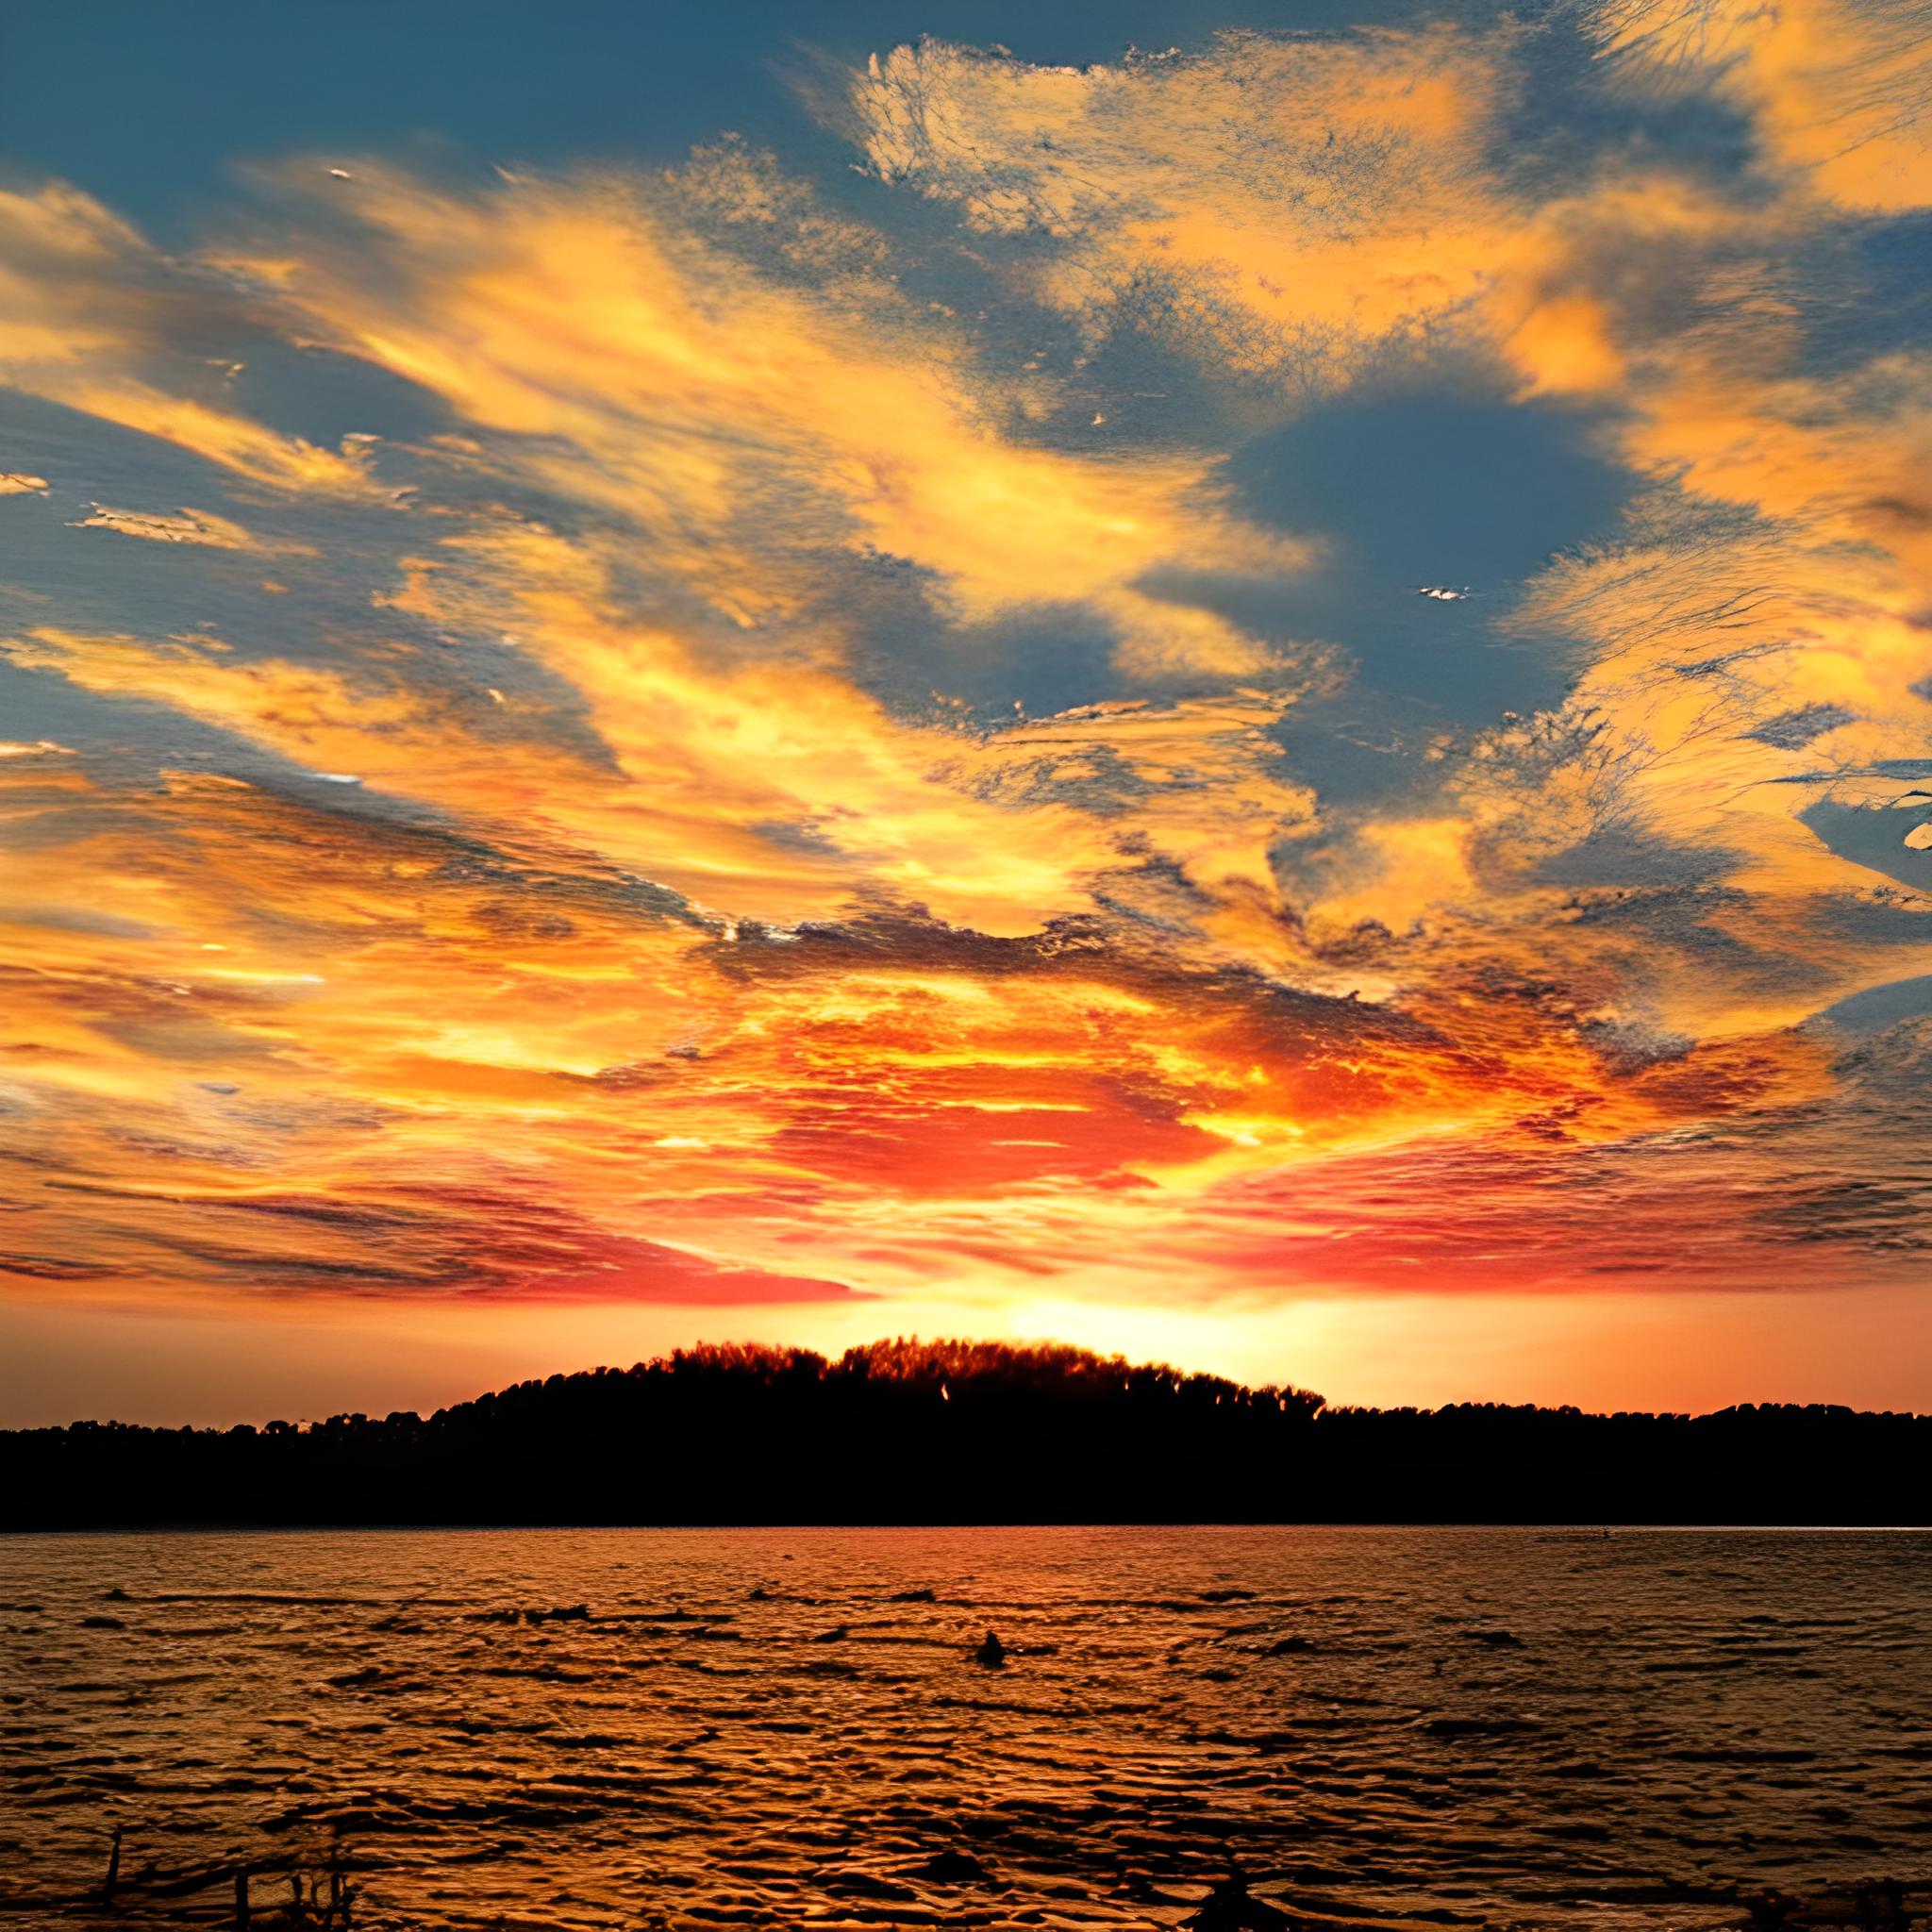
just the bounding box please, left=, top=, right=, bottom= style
left=1, top=8, right=1928, bottom=1327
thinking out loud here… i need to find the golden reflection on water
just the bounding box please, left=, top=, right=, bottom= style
left=1, top=1527, right=1926, bottom=1930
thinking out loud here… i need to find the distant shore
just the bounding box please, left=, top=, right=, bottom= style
left=3, top=1340, right=1924, bottom=1530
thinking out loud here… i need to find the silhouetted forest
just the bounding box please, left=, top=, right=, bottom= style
left=1, top=1340, right=1923, bottom=1528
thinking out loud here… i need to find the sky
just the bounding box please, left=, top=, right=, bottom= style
left=2, top=0, right=1930, bottom=1425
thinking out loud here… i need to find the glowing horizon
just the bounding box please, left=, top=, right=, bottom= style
left=3, top=0, right=1930, bottom=1424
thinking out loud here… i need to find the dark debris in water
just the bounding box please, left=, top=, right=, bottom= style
left=1184, top=1867, right=1294, bottom=1929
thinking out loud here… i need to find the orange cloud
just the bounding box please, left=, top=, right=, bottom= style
left=0, top=183, right=376, bottom=495
left=2, top=8, right=1929, bottom=1352
left=1593, top=0, right=1932, bottom=210
left=68, top=503, right=314, bottom=553
left=844, top=27, right=1516, bottom=388
left=212, top=151, right=1317, bottom=679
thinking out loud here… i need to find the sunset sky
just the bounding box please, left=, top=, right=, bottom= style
left=3, top=0, right=1930, bottom=1425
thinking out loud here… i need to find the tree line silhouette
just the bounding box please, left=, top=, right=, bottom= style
left=2, top=1339, right=1923, bottom=1527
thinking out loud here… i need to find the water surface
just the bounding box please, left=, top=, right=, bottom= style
left=1, top=1526, right=1926, bottom=1928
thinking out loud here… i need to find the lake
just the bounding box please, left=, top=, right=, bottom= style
left=1, top=1526, right=1926, bottom=1928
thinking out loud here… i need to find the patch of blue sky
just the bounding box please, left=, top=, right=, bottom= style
left=1489, top=8, right=1761, bottom=202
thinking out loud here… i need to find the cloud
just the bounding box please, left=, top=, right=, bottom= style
left=0, top=182, right=378, bottom=494
left=1592, top=0, right=1932, bottom=210
left=1, top=6, right=1929, bottom=1328
left=841, top=28, right=1516, bottom=388
left=213, top=148, right=1319, bottom=680
left=68, top=503, right=314, bottom=553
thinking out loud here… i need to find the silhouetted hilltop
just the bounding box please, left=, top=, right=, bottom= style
left=1, top=1339, right=1923, bottom=1528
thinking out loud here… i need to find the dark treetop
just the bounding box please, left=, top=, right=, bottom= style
left=2, top=1340, right=1924, bottom=1529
